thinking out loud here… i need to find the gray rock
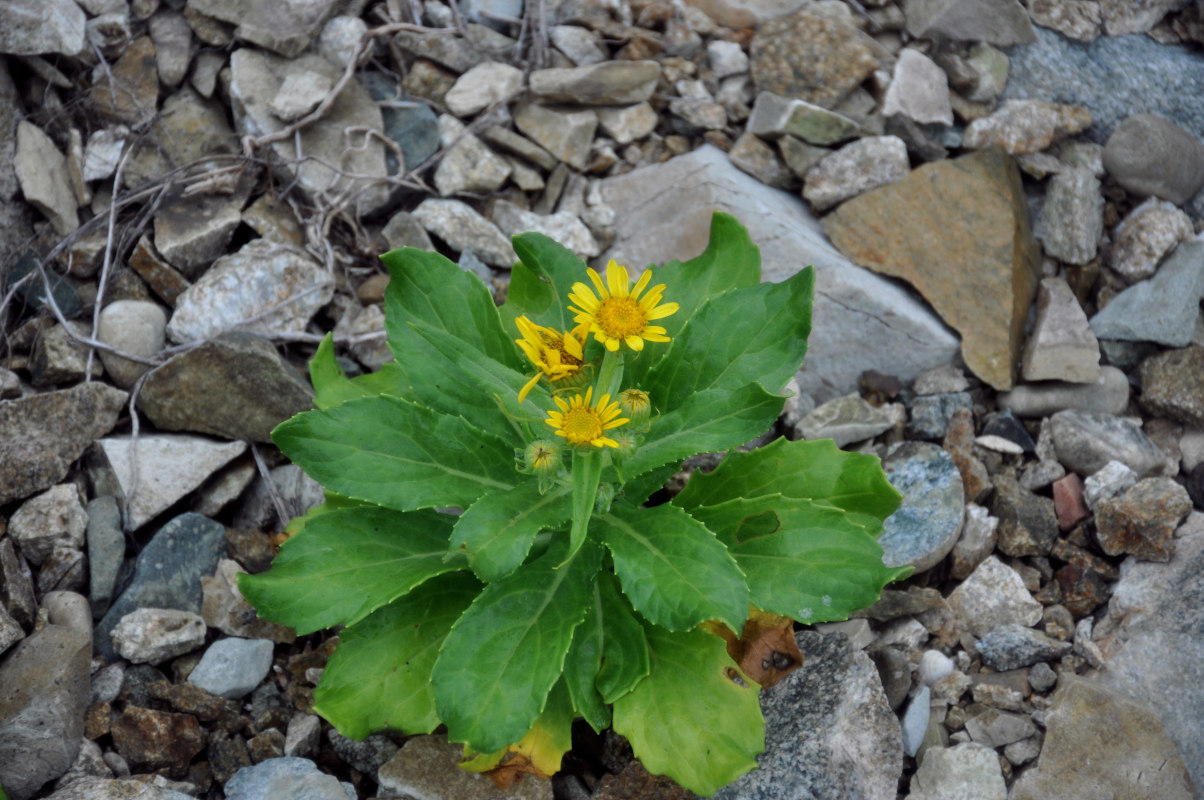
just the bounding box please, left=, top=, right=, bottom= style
left=284, top=714, right=321, bottom=758
left=0, top=607, right=22, bottom=657
left=381, top=210, right=434, bottom=251
left=94, top=512, right=227, bottom=660
left=122, top=86, right=238, bottom=189
left=1050, top=410, right=1167, bottom=478
left=882, top=48, right=952, bottom=126
left=490, top=201, right=599, bottom=258
left=1110, top=197, right=1195, bottom=283
left=378, top=734, right=552, bottom=799
left=27, top=321, right=91, bottom=388
left=803, top=136, right=910, bottom=212
left=86, top=496, right=125, bottom=619
left=137, top=332, right=314, bottom=444
left=777, top=135, right=829, bottom=178
left=0, top=538, right=37, bottom=630
left=1091, top=239, right=1204, bottom=347
left=267, top=69, right=332, bottom=122
left=990, top=473, right=1057, bottom=557
left=998, top=365, right=1129, bottom=417
left=0, top=625, right=91, bottom=800
left=188, top=0, right=339, bottom=57
left=225, top=757, right=353, bottom=800
left=667, top=97, right=728, bottom=133
left=188, top=637, right=274, bottom=700
left=746, top=92, right=859, bottom=145
left=96, top=300, right=167, bottom=390
left=976, top=624, right=1071, bottom=670
left=1011, top=674, right=1194, bottom=800
left=903, top=0, right=1036, bottom=45
left=713, top=631, right=901, bottom=800
left=15, top=120, right=79, bottom=236
left=327, top=730, right=398, bottom=775
left=947, top=556, right=1042, bottom=638
left=1037, top=168, right=1102, bottom=265
left=1104, top=114, right=1204, bottom=206
left=229, top=49, right=388, bottom=215
left=549, top=25, right=607, bottom=66
left=900, top=686, right=930, bottom=757
left=529, top=61, right=660, bottom=105
left=89, top=434, right=246, bottom=529
left=444, top=61, right=524, bottom=118
left=433, top=115, right=512, bottom=196
left=411, top=198, right=516, bottom=267
left=595, top=103, right=658, bottom=146
left=41, top=776, right=195, bottom=800
left=317, top=15, right=366, bottom=68
left=950, top=503, right=998, bottom=580
left=147, top=10, right=191, bottom=87
left=393, top=26, right=513, bottom=74
left=0, top=0, right=85, bottom=56
left=1021, top=277, right=1100, bottom=383
left=513, top=102, right=598, bottom=171
left=963, top=706, right=1037, bottom=748
left=0, top=383, right=126, bottom=505
left=110, top=608, right=207, bottom=664
left=167, top=239, right=335, bottom=343
left=908, top=742, right=1006, bottom=800
left=202, top=559, right=296, bottom=643
left=1139, top=345, right=1204, bottom=428
left=8, top=484, right=87, bottom=566
left=795, top=393, right=896, bottom=446
left=727, top=132, right=795, bottom=190
left=708, top=39, right=750, bottom=78
left=595, top=145, right=959, bottom=402
left=879, top=442, right=965, bottom=572
left=1095, top=477, right=1192, bottom=562
left=1083, top=460, right=1139, bottom=509
left=962, top=99, right=1092, bottom=155
left=233, top=464, right=325, bottom=532
left=906, top=392, right=972, bottom=440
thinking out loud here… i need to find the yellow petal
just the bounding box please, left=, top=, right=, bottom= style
left=631, top=268, right=653, bottom=298
left=625, top=334, right=645, bottom=351
left=607, top=262, right=629, bottom=297
left=645, top=302, right=679, bottom=320
left=518, top=373, right=541, bottom=403
left=587, top=268, right=607, bottom=298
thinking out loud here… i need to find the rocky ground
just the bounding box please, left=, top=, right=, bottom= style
left=3, top=0, right=1204, bottom=798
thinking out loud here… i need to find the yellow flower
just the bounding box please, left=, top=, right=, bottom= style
left=568, top=260, right=679, bottom=352
left=515, top=316, right=588, bottom=403
left=545, top=386, right=629, bottom=448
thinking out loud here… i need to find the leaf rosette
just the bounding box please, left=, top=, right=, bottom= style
left=239, top=212, right=909, bottom=795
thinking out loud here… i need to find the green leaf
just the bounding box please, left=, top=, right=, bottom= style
left=238, top=506, right=463, bottom=634
left=613, top=625, right=763, bottom=796
left=562, top=589, right=611, bottom=732
left=312, top=572, right=480, bottom=738
left=688, top=495, right=911, bottom=624
left=502, top=233, right=590, bottom=332
left=272, top=396, right=515, bottom=511
left=433, top=539, right=600, bottom=753
left=595, top=500, right=747, bottom=632
left=594, top=570, right=650, bottom=703
left=674, top=436, right=902, bottom=524
left=644, top=268, right=814, bottom=410
left=281, top=490, right=368, bottom=536
left=619, top=462, right=681, bottom=506
left=450, top=481, right=572, bottom=581
left=619, top=383, right=785, bottom=480
left=308, top=333, right=408, bottom=410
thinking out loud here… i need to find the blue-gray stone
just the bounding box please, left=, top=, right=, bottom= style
left=225, top=758, right=355, bottom=800
left=1090, top=240, right=1204, bottom=347
left=326, top=729, right=398, bottom=776
left=85, top=495, right=125, bottom=620
left=900, top=686, right=930, bottom=758
left=880, top=441, right=965, bottom=572
left=982, top=409, right=1035, bottom=453
left=906, top=392, right=972, bottom=440
left=976, top=624, right=1070, bottom=670
left=188, top=637, right=275, bottom=700
left=1049, top=409, right=1167, bottom=478
left=360, top=72, right=440, bottom=173
left=1003, top=27, right=1204, bottom=143
left=94, top=512, right=226, bottom=660
left=713, top=631, right=902, bottom=800
left=8, top=249, right=81, bottom=317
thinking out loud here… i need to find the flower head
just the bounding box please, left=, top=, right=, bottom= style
left=545, top=386, right=629, bottom=448
left=515, top=316, right=588, bottom=402
left=568, top=261, right=679, bottom=352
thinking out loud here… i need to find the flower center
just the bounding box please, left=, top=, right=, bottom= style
left=548, top=339, right=582, bottom=367
left=595, top=297, right=646, bottom=339
left=561, top=407, right=604, bottom=443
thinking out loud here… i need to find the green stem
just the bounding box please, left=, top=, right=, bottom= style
left=566, top=448, right=604, bottom=565
left=595, top=348, right=624, bottom=399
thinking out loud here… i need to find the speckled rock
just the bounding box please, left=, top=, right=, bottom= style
left=1139, top=345, right=1204, bottom=428
left=111, top=706, right=206, bottom=777
left=903, top=0, right=1036, bottom=45
left=411, top=198, right=516, bottom=267
left=950, top=503, right=998, bottom=579
left=226, top=757, right=355, bottom=800
left=110, top=608, right=207, bottom=665
left=746, top=91, right=859, bottom=145
left=963, top=100, right=1092, bottom=154
left=0, top=0, right=85, bottom=56
left=1050, top=410, right=1167, bottom=478
left=8, top=484, right=87, bottom=567
left=529, top=61, right=660, bottom=105
left=1090, top=240, right=1204, bottom=348
left=947, top=556, right=1042, bottom=638
left=975, top=624, right=1071, bottom=670
left=879, top=442, right=965, bottom=572
left=907, top=742, right=1006, bottom=800
left=803, top=136, right=910, bottom=212
left=1110, top=197, right=1194, bottom=283
left=1103, top=113, right=1204, bottom=205
left=1037, top=167, right=1102, bottom=265
left=190, top=0, right=339, bottom=57
left=990, top=474, right=1058, bottom=557
left=433, top=114, right=512, bottom=197
left=1095, top=477, right=1192, bottom=561
left=907, top=392, right=973, bottom=440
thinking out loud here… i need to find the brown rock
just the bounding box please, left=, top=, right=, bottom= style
left=111, top=706, right=206, bottom=776
left=90, top=36, right=159, bottom=127
left=943, top=408, right=992, bottom=502
left=84, top=701, right=111, bottom=739
left=750, top=6, right=879, bottom=109
left=146, top=680, right=244, bottom=733
left=128, top=235, right=190, bottom=307
left=595, top=760, right=694, bottom=800
left=1138, top=345, right=1204, bottom=428
left=1052, top=473, right=1090, bottom=531
left=1095, top=477, right=1193, bottom=562
left=823, top=148, right=1040, bottom=390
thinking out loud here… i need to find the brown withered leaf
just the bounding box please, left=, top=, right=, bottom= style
left=707, top=608, right=804, bottom=688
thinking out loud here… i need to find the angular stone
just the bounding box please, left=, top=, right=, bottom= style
left=963, top=706, right=1037, bottom=748
left=318, top=15, right=366, bottom=67
left=380, top=734, right=550, bottom=798
left=882, top=48, right=952, bottom=126
left=188, top=638, right=275, bottom=700
left=433, top=115, right=512, bottom=196
left=727, top=132, right=795, bottom=190
left=267, top=69, right=332, bottom=121
left=166, top=239, right=334, bottom=343
left=110, top=608, right=207, bottom=664
left=991, top=473, right=1057, bottom=557
left=0, top=624, right=91, bottom=800
left=28, top=321, right=91, bottom=388
left=823, top=148, right=1040, bottom=391
left=90, top=36, right=159, bottom=127
left=15, top=121, right=79, bottom=236
left=746, top=92, right=859, bottom=145
left=381, top=211, right=434, bottom=252
left=480, top=125, right=558, bottom=171
left=411, top=198, right=516, bottom=267
left=963, top=99, right=1091, bottom=155
left=124, top=86, right=237, bottom=188
left=999, top=365, right=1129, bottom=417
left=42, top=777, right=196, bottom=800
left=549, top=25, right=607, bottom=66
left=202, top=560, right=296, bottom=643
left=1095, top=477, right=1192, bottom=561
left=1103, top=114, right=1204, bottom=205
left=489, top=201, right=599, bottom=259
left=907, top=392, right=972, bottom=441
left=1012, top=675, right=1194, bottom=800
left=1050, top=410, right=1166, bottom=478
left=1052, top=472, right=1090, bottom=530
left=947, top=556, right=1042, bottom=638
left=96, top=299, right=167, bottom=390
left=227, top=757, right=364, bottom=800
left=138, top=332, right=314, bottom=443
left=950, top=503, right=998, bottom=579
left=712, top=631, right=901, bottom=800
left=1091, top=240, right=1204, bottom=348
left=795, top=393, right=895, bottom=446
left=0, top=0, right=85, bottom=56
left=514, top=102, right=598, bottom=171
left=804, top=136, right=909, bottom=212
left=111, top=706, right=205, bottom=777
left=154, top=192, right=243, bottom=275
left=907, top=742, right=1006, bottom=800
left=0, top=539, right=37, bottom=631
left=1028, top=0, right=1100, bottom=40
left=1083, top=459, right=1139, bottom=509
left=1037, top=167, right=1102, bottom=265
left=241, top=194, right=306, bottom=248
left=667, top=97, right=728, bottom=132
left=595, top=103, right=659, bottom=146
left=976, top=624, right=1071, bottom=670
left=0, top=383, right=127, bottom=505
left=229, top=49, right=388, bottom=215
left=9, top=484, right=87, bottom=567
left=1110, top=197, right=1194, bottom=283
left=147, top=10, right=191, bottom=87
left=750, top=6, right=879, bottom=109
left=444, top=61, right=524, bottom=117
left=903, top=0, right=1036, bottom=45
left=1139, top=345, right=1204, bottom=427
left=596, top=145, right=958, bottom=402
left=91, top=434, right=246, bottom=529
left=86, top=496, right=124, bottom=619
left=1022, top=277, right=1100, bottom=383
left=879, top=441, right=965, bottom=572
left=128, top=236, right=190, bottom=307
left=529, top=61, right=660, bottom=105
left=189, top=0, right=338, bottom=57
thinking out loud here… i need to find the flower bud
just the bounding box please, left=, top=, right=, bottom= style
left=523, top=439, right=563, bottom=479
left=617, top=388, right=651, bottom=429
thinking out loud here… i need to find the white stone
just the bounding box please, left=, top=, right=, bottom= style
left=918, top=649, right=955, bottom=686
left=268, top=70, right=333, bottom=121
left=411, top=198, right=516, bottom=267
left=9, top=484, right=87, bottom=566
left=15, top=120, right=79, bottom=236
left=188, top=637, right=275, bottom=700
left=947, top=555, right=1042, bottom=638
left=489, top=200, right=600, bottom=258
left=167, top=239, right=334, bottom=343
left=92, top=434, right=247, bottom=529
left=549, top=25, right=607, bottom=65
left=975, top=434, right=1024, bottom=454
left=443, top=61, right=524, bottom=118
left=707, top=39, right=749, bottom=79
left=432, top=115, right=512, bottom=196
left=1110, top=197, right=1195, bottom=283
left=110, top=608, right=207, bottom=664
left=796, top=393, right=895, bottom=446
left=882, top=48, right=953, bottom=125
left=1083, top=459, right=1138, bottom=509
left=908, top=742, right=1007, bottom=800
left=97, top=299, right=167, bottom=390
left=803, top=135, right=911, bottom=212
left=318, top=15, right=367, bottom=68
left=901, top=686, right=931, bottom=757
left=1180, top=427, right=1204, bottom=473
left=83, top=127, right=128, bottom=182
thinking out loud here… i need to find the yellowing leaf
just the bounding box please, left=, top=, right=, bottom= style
left=461, top=681, right=574, bottom=788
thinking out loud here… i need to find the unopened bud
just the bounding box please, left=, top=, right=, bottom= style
left=617, top=388, right=651, bottom=428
